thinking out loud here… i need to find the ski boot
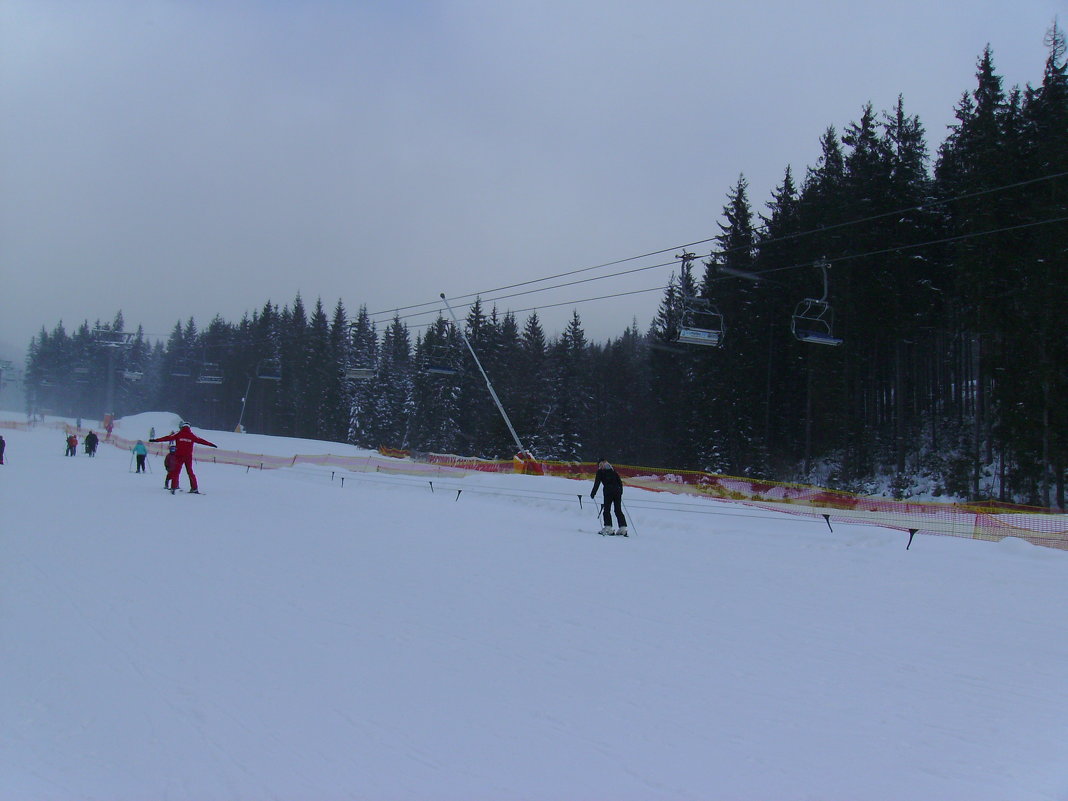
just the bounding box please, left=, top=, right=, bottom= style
left=616, top=527, right=628, bottom=537
left=599, top=526, right=614, bottom=536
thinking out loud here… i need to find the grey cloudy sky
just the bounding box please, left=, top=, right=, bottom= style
left=1, top=0, right=1061, bottom=361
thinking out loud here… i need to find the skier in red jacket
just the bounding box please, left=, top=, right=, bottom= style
left=151, top=423, right=218, bottom=494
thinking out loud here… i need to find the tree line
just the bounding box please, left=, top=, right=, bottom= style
left=23, top=29, right=1068, bottom=507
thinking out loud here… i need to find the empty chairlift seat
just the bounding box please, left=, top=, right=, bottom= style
left=791, top=260, right=843, bottom=346
left=197, top=362, right=224, bottom=384
left=676, top=297, right=725, bottom=347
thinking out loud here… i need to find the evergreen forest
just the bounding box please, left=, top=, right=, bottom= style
left=22, top=30, right=1068, bottom=507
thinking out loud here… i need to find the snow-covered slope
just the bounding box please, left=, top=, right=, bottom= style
left=2, top=413, right=1067, bottom=800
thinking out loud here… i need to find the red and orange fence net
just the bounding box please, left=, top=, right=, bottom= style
left=6, top=418, right=1064, bottom=550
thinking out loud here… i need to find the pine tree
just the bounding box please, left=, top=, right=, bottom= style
left=1009, top=22, right=1068, bottom=505
left=648, top=259, right=703, bottom=468
left=409, top=317, right=462, bottom=453
left=277, top=295, right=309, bottom=438
left=322, top=300, right=350, bottom=443
left=458, top=298, right=494, bottom=455
left=543, top=311, right=589, bottom=461
left=703, top=175, right=764, bottom=474
left=347, top=305, right=379, bottom=446
left=936, top=45, right=1025, bottom=497
left=517, top=311, right=552, bottom=456
left=757, top=165, right=808, bottom=469
left=364, top=315, right=413, bottom=450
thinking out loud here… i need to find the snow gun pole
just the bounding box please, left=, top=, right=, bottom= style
left=439, top=293, right=528, bottom=456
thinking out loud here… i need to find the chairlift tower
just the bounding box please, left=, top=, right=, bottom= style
left=236, top=358, right=282, bottom=432
left=92, top=329, right=135, bottom=419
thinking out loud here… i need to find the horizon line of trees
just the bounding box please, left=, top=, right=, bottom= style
left=22, top=27, right=1068, bottom=507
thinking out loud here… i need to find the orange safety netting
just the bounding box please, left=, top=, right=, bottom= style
left=6, top=418, right=1065, bottom=550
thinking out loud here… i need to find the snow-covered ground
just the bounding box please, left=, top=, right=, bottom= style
left=2, top=412, right=1067, bottom=800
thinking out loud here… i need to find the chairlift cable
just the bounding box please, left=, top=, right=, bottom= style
left=367, top=171, right=1068, bottom=324
left=380, top=210, right=1068, bottom=335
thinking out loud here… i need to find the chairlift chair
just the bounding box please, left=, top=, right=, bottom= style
left=122, top=370, right=144, bottom=381
left=197, top=362, right=224, bottom=384
left=676, top=297, right=725, bottom=347
left=425, top=362, right=459, bottom=376
left=256, top=359, right=282, bottom=381
left=346, top=365, right=374, bottom=381
left=791, top=261, right=843, bottom=346
left=791, top=299, right=843, bottom=345
left=425, top=344, right=459, bottom=376
left=94, top=329, right=133, bottom=348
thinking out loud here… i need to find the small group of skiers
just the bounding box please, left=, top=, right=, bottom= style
left=64, top=430, right=100, bottom=457
left=59, top=421, right=218, bottom=494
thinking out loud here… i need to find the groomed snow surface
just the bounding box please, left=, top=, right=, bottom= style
left=3, top=412, right=1067, bottom=801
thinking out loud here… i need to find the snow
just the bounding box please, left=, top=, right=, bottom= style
left=2, top=412, right=1067, bottom=800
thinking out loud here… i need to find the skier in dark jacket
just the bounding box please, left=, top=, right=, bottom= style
left=591, top=458, right=627, bottom=536
left=84, top=430, right=99, bottom=457
left=151, top=423, right=217, bottom=494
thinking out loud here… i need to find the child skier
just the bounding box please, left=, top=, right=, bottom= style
left=132, top=440, right=148, bottom=473
left=163, top=445, right=178, bottom=490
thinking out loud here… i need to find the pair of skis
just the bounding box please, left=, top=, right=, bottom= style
left=595, top=502, right=630, bottom=537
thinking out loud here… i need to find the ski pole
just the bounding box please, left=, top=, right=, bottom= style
left=129, top=453, right=134, bottom=472
left=622, top=500, right=637, bottom=536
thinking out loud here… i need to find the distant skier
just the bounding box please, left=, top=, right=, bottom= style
left=132, top=440, right=148, bottom=473
left=0, top=433, right=5, bottom=464
left=84, top=430, right=99, bottom=457
left=151, top=423, right=218, bottom=494
left=66, top=433, right=78, bottom=456
left=591, top=458, right=627, bottom=536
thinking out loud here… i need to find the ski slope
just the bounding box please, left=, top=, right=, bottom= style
left=2, top=412, right=1067, bottom=800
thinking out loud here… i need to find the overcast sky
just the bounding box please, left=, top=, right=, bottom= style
left=1, top=0, right=1062, bottom=363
